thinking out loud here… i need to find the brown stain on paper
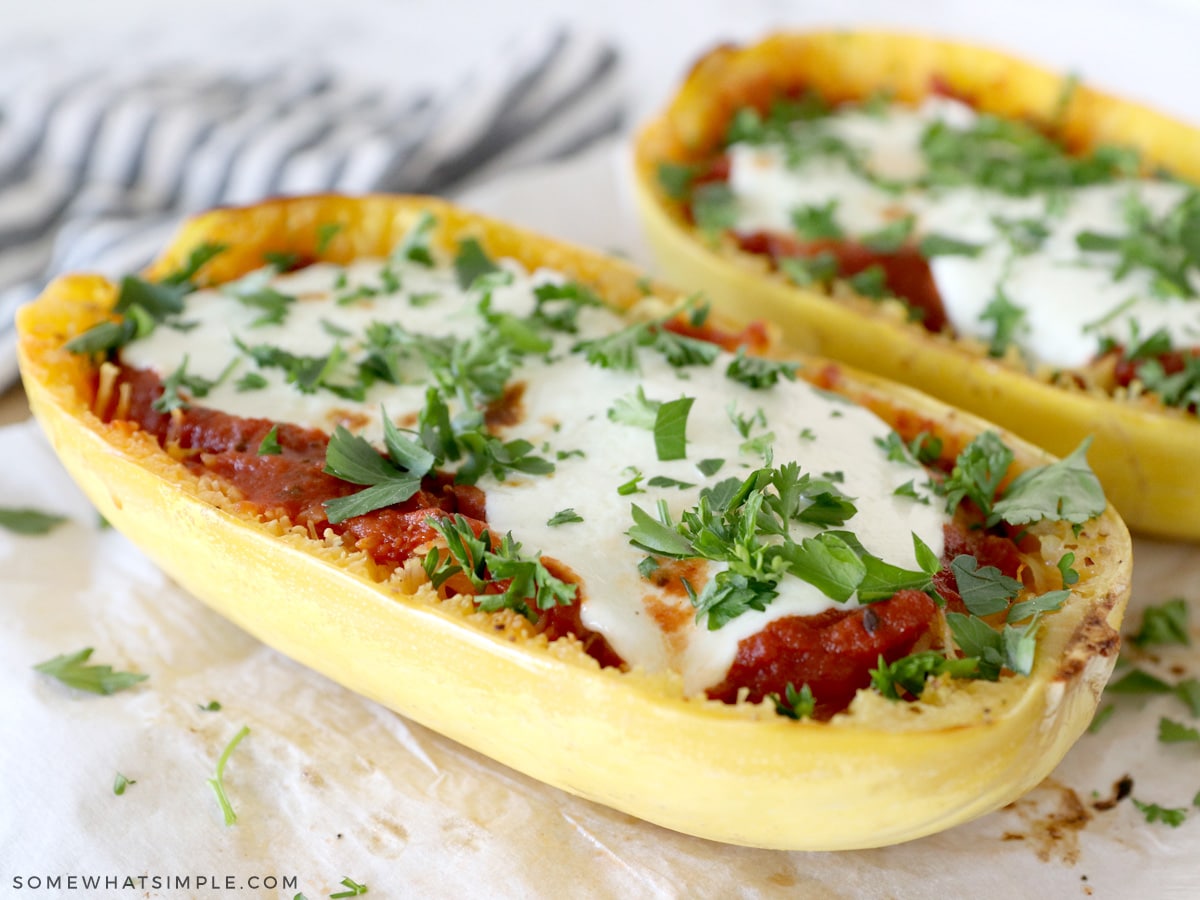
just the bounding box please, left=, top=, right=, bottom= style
left=1001, top=778, right=1093, bottom=864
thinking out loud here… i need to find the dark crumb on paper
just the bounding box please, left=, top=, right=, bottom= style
left=1000, top=779, right=1092, bottom=864
left=1091, top=775, right=1134, bottom=812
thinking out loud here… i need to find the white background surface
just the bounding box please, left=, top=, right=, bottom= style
left=4, top=2, right=1200, bottom=898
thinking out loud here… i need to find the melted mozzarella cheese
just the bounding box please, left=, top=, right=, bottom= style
left=725, top=100, right=1200, bottom=369
left=122, top=256, right=949, bottom=694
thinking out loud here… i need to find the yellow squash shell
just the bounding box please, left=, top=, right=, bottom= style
left=17, top=195, right=1131, bottom=850
left=632, top=30, right=1200, bottom=541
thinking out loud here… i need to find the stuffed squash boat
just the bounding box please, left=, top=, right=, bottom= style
left=17, top=195, right=1130, bottom=850
left=633, top=30, right=1200, bottom=541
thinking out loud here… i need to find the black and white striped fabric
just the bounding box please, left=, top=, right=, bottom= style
left=0, top=28, right=623, bottom=388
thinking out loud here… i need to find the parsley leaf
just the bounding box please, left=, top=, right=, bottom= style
left=950, top=554, right=1022, bottom=616
left=321, top=423, right=425, bottom=524
left=697, top=458, right=725, bottom=477
left=980, top=286, right=1026, bottom=357
left=725, top=348, right=797, bottom=389
left=1132, top=598, right=1190, bottom=648
left=940, top=431, right=1014, bottom=518
left=692, top=183, right=738, bottom=234
left=861, top=215, right=915, bottom=253
left=393, top=211, right=437, bottom=267
left=0, top=506, right=68, bottom=535
left=871, top=651, right=980, bottom=700
left=654, top=396, right=695, bottom=461
left=207, top=725, right=250, bottom=826
left=990, top=437, right=1106, bottom=526
left=1133, top=798, right=1187, bottom=828
left=113, top=772, right=135, bottom=795
left=329, top=877, right=370, bottom=898
left=769, top=682, right=816, bottom=719
left=33, top=648, right=148, bottom=695
left=1158, top=717, right=1200, bottom=743
left=790, top=200, right=844, bottom=240
left=256, top=425, right=282, bottom=456
left=919, top=233, right=985, bottom=258
left=547, top=509, right=583, bottom=526
left=608, top=386, right=661, bottom=429
left=424, top=515, right=577, bottom=622
left=453, top=238, right=500, bottom=289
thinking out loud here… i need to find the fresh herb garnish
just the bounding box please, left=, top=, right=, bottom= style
left=315, top=222, right=343, bottom=255
left=697, top=458, right=725, bottom=477
left=33, top=648, right=147, bottom=695
left=329, top=877, right=369, bottom=899
left=654, top=396, right=695, bottom=461
left=423, top=514, right=577, bottom=622
left=113, top=772, right=135, bottom=795
left=256, top=425, right=282, bottom=456
left=547, top=509, right=584, bottom=526
left=1132, top=798, right=1188, bottom=828
left=980, top=286, right=1026, bottom=357
left=769, top=682, right=816, bottom=719
left=208, top=725, right=250, bottom=826
left=871, top=651, right=980, bottom=700
left=1132, top=598, right=1190, bottom=648
left=0, top=506, right=68, bottom=535
left=572, top=301, right=719, bottom=372
left=1158, top=717, right=1200, bottom=743
left=725, top=348, right=797, bottom=389
left=790, top=200, right=844, bottom=240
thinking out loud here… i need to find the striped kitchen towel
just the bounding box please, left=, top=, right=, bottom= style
left=0, top=27, right=623, bottom=389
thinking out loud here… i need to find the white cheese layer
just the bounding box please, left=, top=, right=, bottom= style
left=121, top=254, right=948, bottom=695
left=726, top=100, right=1200, bottom=369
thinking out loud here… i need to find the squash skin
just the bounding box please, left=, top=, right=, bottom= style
left=17, top=194, right=1131, bottom=850
left=632, top=30, right=1200, bottom=541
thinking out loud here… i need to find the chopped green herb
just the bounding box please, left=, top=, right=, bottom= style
left=33, top=648, right=147, bottom=695
left=950, top=555, right=1023, bottom=616
left=234, top=371, right=269, bottom=392
left=657, top=162, right=697, bottom=200
left=1132, top=598, right=1190, bottom=648
left=692, top=182, right=739, bottom=234
left=208, top=725, right=250, bottom=826
left=919, top=233, right=985, bottom=258
left=790, top=200, right=844, bottom=240
left=453, top=237, right=500, bottom=289
left=329, top=877, right=369, bottom=899
left=199, top=700, right=222, bottom=712
left=646, top=476, right=696, bottom=489
left=847, top=265, right=888, bottom=299
left=725, top=348, right=797, bottom=389
left=315, top=222, right=343, bottom=255
left=393, top=211, right=437, bottom=268
left=547, top=509, right=584, bottom=527
left=607, top=386, right=660, bottom=429
left=769, top=682, right=816, bottom=719
left=1057, top=552, right=1080, bottom=587
left=871, top=651, right=980, bottom=700
left=617, top=468, right=646, bottom=496
left=256, top=425, right=282, bottom=456
left=697, top=458, right=725, bottom=477
left=1132, top=798, right=1187, bottom=827
left=980, top=286, right=1026, bottom=357
left=424, top=515, right=576, bottom=622
left=654, top=396, right=695, bottom=461
left=1106, top=668, right=1173, bottom=695
left=779, top=253, right=839, bottom=287
left=0, top=506, right=68, bottom=535
left=113, top=772, right=135, bottom=795
left=860, top=215, right=915, bottom=253
left=1158, top=717, right=1200, bottom=743
left=990, top=437, right=1106, bottom=526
